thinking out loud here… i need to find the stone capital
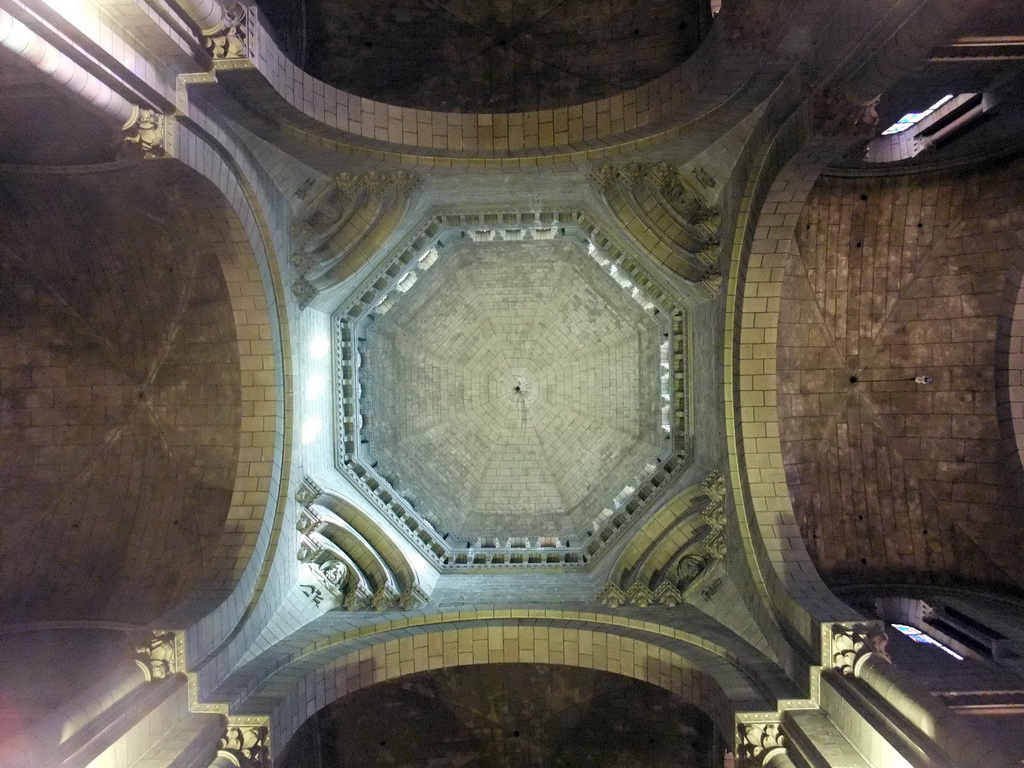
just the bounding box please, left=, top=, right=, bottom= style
left=596, top=582, right=626, bottom=608
left=736, top=720, right=787, bottom=768
left=830, top=621, right=891, bottom=676
left=216, top=723, right=269, bottom=768
left=123, top=107, right=165, bottom=157
left=204, top=4, right=252, bottom=60
left=295, top=477, right=322, bottom=509
left=135, top=630, right=180, bottom=681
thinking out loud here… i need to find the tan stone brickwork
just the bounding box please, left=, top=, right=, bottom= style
left=725, top=118, right=856, bottom=669
left=0, top=164, right=239, bottom=622
left=778, top=160, right=1024, bottom=593
left=261, top=615, right=744, bottom=754
left=0, top=161, right=276, bottom=624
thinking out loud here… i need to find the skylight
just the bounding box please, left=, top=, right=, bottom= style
left=891, top=623, right=964, bottom=660
left=880, top=95, right=954, bottom=135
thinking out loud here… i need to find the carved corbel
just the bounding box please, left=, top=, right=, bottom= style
left=343, top=585, right=372, bottom=611
left=295, top=477, right=322, bottom=508
left=624, top=582, right=655, bottom=608
left=399, top=584, right=429, bottom=610
left=597, top=582, right=626, bottom=608
left=831, top=622, right=891, bottom=677
left=203, top=4, right=252, bottom=60
left=296, top=506, right=321, bottom=536
left=135, top=630, right=179, bottom=681
left=652, top=581, right=683, bottom=607
left=214, top=723, right=269, bottom=768
left=122, top=107, right=165, bottom=158
left=371, top=584, right=400, bottom=611
left=736, top=720, right=787, bottom=768
left=701, top=469, right=726, bottom=505
left=291, top=276, right=318, bottom=309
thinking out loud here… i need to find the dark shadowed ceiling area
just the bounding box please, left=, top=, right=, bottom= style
left=0, top=163, right=243, bottom=624
left=0, top=50, right=118, bottom=167
left=258, top=0, right=707, bottom=112
left=778, top=157, right=1024, bottom=598
left=280, top=664, right=717, bottom=768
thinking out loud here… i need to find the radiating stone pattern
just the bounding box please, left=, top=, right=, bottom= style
left=0, top=165, right=242, bottom=623
left=269, top=0, right=704, bottom=113
left=365, top=240, right=662, bottom=538
left=778, top=162, right=1024, bottom=592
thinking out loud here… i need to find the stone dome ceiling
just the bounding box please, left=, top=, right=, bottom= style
left=362, top=238, right=665, bottom=540
left=261, top=0, right=706, bottom=113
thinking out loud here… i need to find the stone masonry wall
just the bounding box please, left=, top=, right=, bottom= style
left=778, top=157, right=1024, bottom=594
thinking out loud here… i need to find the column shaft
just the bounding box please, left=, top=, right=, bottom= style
left=174, top=0, right=228, bottom=34
left=0, top=659, right=148, bottom=768
left=857, top=654, right=1018, bottom=768
left=0, top=10, right=136, bottom=125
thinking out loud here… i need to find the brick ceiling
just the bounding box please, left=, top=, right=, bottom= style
left=0, top=165, right=242, bottom=623
left=777, top=160, right=1024, bottom=597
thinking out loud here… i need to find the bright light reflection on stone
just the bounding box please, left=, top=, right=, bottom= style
left=301, top=416, right=322, bottom=445
left=309, top=334, right=330, bottom=360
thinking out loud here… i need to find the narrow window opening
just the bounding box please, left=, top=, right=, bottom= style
left=891, top=623, right=964, bottom=660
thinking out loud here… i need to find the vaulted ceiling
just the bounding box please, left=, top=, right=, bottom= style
left=258, top=0, right=707, bottom=112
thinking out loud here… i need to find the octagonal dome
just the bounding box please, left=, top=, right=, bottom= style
left=335, top=212, right=689, bottom=569
left=362, top=238, right=665, bottom=540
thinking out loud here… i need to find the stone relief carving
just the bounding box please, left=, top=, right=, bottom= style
left=294, top=478, right=428, bottom=611
left=134, top=630, right=178, bottom=680
left=590, top=162, right=721, bottom=286
left=122, top=108, right=164, bottom=157
left=831, top=621, right=891, bottom=676
left=204, top=4, right=252, bottom=60
left=289, top=171, right=421, bottom=307
left=692, top=166, right=717, bottom=190
left=736, top=720, right=787, bottom=768
left=215, top=724, right=269, bottom=768
left=598, top=469, right=730, bottom=608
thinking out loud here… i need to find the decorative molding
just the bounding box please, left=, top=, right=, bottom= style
left=122, top=107, right=165, bottom=157
left=204, top=4, right=252, bottom=60
left=599, top=468, right=730, bottom=606
left=295, top=490, right=429, bottom=610
left=736, top=720, right=788, bottom=768
left=830, top=621, right=891, bottom=676
left=590, top=162, right=720, bottom=282
left=215, top=723, right=269, bottom=768
left=291, top=171, right=421, bottom=290
left=134, top=630, right=180, bottom=681
left=596, top=582, right=626, bottom=608
left=333, top=207, right=691, bottom=572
